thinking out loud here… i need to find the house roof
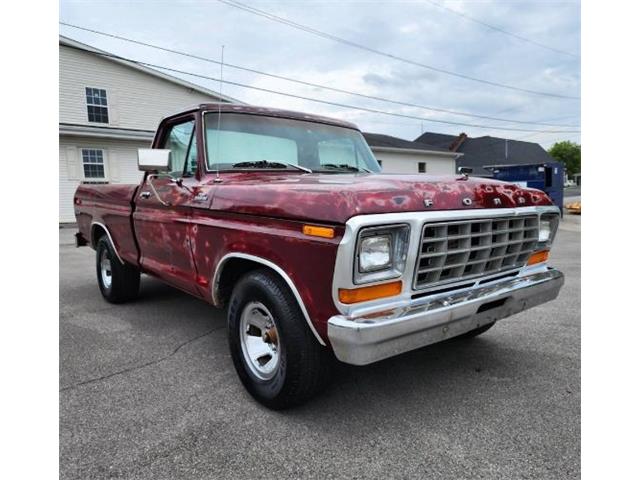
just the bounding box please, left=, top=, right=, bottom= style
left=59, top=35, right=241, bottom=104
left=414, top=132, right=554, bottom=175
left=414, top=132, right=460, bottom=149
left=363, top=132, right=458, bottom=156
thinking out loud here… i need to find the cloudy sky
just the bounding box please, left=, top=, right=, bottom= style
left=59, top=0, right=580, bottom=148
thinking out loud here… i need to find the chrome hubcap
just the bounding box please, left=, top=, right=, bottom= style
left=239, top=302, right=280, bottom=380
left=100, top=249, right=112, bottom=289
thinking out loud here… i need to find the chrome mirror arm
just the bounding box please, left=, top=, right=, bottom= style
left=146, top=174, right=197, bottom=206
left=146, top=173, right=172, bottom=207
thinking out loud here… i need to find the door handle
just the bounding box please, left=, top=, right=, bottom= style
left=140, top=191, right=151, bottom=199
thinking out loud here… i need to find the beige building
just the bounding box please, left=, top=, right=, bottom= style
left=59, top=35, right=239, bottom=222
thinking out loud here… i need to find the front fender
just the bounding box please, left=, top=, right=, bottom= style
left=188, top=211, right=343, bottom=344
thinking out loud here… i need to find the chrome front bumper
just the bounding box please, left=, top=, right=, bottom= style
left=327, top=269, right=564, bottom=365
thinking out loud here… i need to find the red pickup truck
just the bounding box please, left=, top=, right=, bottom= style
left=74, top=104, right=564, bottom=409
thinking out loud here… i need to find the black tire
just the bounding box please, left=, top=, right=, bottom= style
left=95, top=236, right=140, bottom=304
left=228, top=269, right=331, bottom=409
left=456, top=321, right=496, bottom=340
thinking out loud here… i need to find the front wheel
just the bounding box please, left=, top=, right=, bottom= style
left=96, top=236, right=140, bottom=303
left=228, top=269, right=330, bottom=409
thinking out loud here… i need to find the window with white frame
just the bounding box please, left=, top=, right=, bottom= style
left=85, top=87, right=109, bottom=123
left=81, top=149, right=107, bottom=182
left=418, top=162, right=426, bottom=173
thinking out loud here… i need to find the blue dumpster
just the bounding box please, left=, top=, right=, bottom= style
left=484, top=162, right=564, bottom=210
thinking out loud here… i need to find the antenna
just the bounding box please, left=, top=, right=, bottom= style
left=214, top=45, right=225, bottom=183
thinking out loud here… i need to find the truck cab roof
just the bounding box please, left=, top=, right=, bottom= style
left=162, top=103, right=359, bottom=131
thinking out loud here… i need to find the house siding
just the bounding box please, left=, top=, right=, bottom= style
left=373, top=150, right=456, bottom=175
left=59, top=39, right=229, bottom=222
left=59, top=136, right=150, bottom=222
left=59, top=44, right=222, bottom=130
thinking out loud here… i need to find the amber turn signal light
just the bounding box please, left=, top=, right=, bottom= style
left=302, top=224, right=335, bottom=239
left=527, top=250, right=550, bottom=266
left=339, top=280, right=402, bottom=304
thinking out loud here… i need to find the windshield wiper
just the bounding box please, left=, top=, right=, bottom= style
left=281, top=161, right=312, bottom=173
left=231, top=160, right=311, bottom=173
left=320, top=163, right=371, bottom=173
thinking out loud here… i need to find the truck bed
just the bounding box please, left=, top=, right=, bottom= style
left=74, top=184, right=140, bottom=265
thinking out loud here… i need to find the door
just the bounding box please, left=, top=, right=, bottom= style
left=133, top=117, right=200, bottom=294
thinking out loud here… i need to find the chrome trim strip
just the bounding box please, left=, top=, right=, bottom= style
left=212, top=252, right=326, bottom=346
left=90, top=221, right=125, bottom=264
left=331, top=206, right=560, bottom=317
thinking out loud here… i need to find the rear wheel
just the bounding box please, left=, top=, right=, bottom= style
left=95, top=236, right=140, bottom=303
left=228, top=269, right=330, bottom=409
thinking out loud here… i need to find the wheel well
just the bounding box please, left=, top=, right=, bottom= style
left=215, top=258, right=266, bottom=307
left=215, top=255, right=327, bottom=346
left=91, top=224, right=108, bottom=248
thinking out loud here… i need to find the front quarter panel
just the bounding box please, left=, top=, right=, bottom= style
left=188, top=210, right=343, bottom=343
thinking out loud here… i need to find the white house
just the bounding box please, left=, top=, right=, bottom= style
left=362, top=133, right=461, bottom=175
left=59, top=35, right=239, bottom=222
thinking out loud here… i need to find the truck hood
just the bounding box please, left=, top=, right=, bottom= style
left=208, top=172, right=553, bottom=224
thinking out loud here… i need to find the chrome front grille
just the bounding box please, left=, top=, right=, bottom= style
left=413, top=215, right=539, bottom=291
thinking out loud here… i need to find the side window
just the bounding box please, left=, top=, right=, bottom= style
left=162, top=120, right=196, bottom=177
left=185, top=128, right=198, bottom=177
left=81, top=148, right=107, bottom=183
left=86, top=88, right=109, bottom=123
left=418, top=162, right=426, bottom=173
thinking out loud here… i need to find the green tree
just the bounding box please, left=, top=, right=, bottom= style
left=548, top=141, right=581, bottom=177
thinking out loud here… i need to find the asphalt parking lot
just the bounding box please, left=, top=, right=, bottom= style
left=60, top=219, right=580, bottom=480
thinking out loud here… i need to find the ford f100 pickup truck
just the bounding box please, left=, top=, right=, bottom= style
left=74, top=104, right=564, bottom=409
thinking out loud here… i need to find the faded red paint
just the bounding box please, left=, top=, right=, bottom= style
left=203, top=171, right=551, bottom=223
left=74, top=184, right=139, bottom=264
left=74, top=104, right=554, bottom=344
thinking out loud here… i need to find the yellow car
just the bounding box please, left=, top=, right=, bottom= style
left=565, top=201, right=581, bottom=214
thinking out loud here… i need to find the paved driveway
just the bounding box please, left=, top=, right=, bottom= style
left=60, top=223, right=580, bottom=479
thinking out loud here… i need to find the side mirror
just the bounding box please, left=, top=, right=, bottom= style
left=138, top=149, right=171, bottom=172
left=457, top=167, right=473, bottom=175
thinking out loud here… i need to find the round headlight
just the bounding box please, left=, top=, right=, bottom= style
left=359, top=235, right=392, bottom=272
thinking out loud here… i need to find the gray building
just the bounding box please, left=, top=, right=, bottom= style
left=415, top=132, right=556, bottom=177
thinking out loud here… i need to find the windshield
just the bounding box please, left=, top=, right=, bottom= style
left=204, top=113, right=381, bottom=173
